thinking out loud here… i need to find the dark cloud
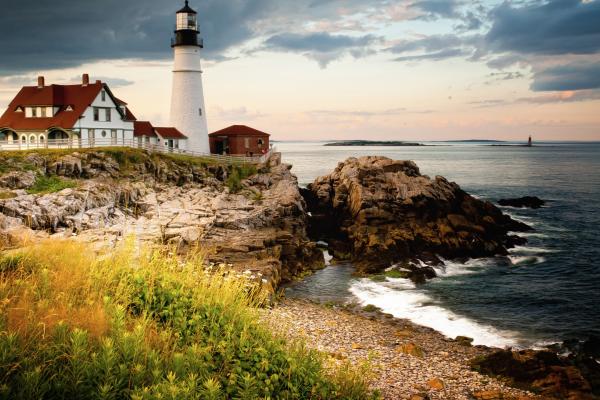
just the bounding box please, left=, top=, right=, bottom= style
left=486, top=0, right=600, bottom=56
left=410, top=0, right=460, bottom=19
left=0, top=0, right=387, bottom=74
left=263, top=32, right=379, bottom=67
left=531, top=62, right=600, bottom=92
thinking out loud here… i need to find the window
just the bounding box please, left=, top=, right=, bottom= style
left=94, top=108, right=99, bottom=121
left=32, top=107, right=37, bottom=117
left=88, top=129, right=95, bottom=139
left=244, top=138, right=250, bottom=149
left=21, top=136, right=26, bottom=144
left=101, top=90, right=106, bottom=102
left=15, top=107, right=23, bottom=113
left=65, top=105, right=73, bottom=112
left=257, top=138, right=264, bottom=149
left=40, top=107, right=47, bottom=118
left=199, top=108, right=202, bottom=116
left=101, top=130, right=107, bottom=138
left=105, top=109, right=111, bottom=122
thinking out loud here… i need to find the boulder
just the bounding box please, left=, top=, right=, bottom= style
left=498, top=196, right=545, bottom=209
left=471, top=349, right=595, bottom=399
left=305, top=156, right=532, bottom=273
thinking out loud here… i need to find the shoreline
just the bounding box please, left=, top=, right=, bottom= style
left=262, top=298, right=538, bottom=399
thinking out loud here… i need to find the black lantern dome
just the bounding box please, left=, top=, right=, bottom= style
left=172, top=1, right=203, bottom=48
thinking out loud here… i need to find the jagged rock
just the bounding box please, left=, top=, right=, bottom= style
left=0, top=171, right=36, bottom=189
left=0, top=150, right=324, bottom=288
left=471, top=349, right=595, bottom=399
left=305, top=156, right=532, bottom=273
left=498, top=196, right=545, bottom=209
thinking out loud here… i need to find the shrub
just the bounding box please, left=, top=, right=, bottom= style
left=0, top=240, right=378, bottom=399
left=226, top=164, right=257, bottom=193
left=26, top=175, right=76, bottom=194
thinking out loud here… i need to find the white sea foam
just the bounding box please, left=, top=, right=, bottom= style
left=511, top=245, right=557, bottom=254
left=509, top=255, right=546, bottom=266
left=432, top=258, right=492, bottom=277
left=349, top=279, right=521, bottom=348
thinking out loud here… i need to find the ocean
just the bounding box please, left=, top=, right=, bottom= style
left=280, top=140, right=600, bottom=348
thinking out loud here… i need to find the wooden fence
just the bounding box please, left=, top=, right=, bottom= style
left=0, top=138, right=274, bottom=165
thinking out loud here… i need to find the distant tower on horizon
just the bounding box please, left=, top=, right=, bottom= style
left=528, top=135, right=533, bottom=147
left=169, top=1, right=210, bottom=153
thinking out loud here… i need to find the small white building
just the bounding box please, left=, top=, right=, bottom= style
left=0, top=74, right=187, bottom=151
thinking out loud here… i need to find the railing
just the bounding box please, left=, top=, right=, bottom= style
left=0, top=138, right=275, bottom=165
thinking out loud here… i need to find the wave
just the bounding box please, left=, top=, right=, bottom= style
left=511, top=245, right=558, bottom=254
left=349, top=279, right=522, bottom=348
left=432, top=258, right=495, bottom=277
left=509, top=255, right=546, bottom=266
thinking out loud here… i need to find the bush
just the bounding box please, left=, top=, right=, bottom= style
left=226, top=164, right=257, bottom=193
left=0, top=240, right=377, bottom=399
left=26, top=175, right=76, bottom=195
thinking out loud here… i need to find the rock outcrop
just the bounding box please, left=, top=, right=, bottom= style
left=498, top=196, right=546, bottom=209
left=0, top=149, right=323, bottom=286
left=303, top=156, right=531, bottom=273
left=471, top=348, right=599, bottom=399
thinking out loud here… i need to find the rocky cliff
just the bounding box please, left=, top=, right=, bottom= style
left=303, top=156, right=531, bottom=273
left=0, top=149, right=324, bottom=285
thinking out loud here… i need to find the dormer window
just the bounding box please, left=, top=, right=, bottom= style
left=101, top=90, right=106, bottom=102
left=65, top=105, right=74, bottom=112
left=15, top=106, right=23, bottom=113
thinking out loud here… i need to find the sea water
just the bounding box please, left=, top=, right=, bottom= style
left=281, top=141, right=600, bottom=348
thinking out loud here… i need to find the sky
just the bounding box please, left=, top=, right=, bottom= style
left=0, top=0, right=599, bottom=141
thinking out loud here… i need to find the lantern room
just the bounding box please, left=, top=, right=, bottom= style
left=176, top=1, right=197, bottom=31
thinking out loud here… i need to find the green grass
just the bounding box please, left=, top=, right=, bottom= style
left=384, top=269, right=410, bottom=279
left=26, top=175, right=77, bottom=195
left=226, top=164, right=258, bottom=193
left=0, top=240, right=378, bottom=399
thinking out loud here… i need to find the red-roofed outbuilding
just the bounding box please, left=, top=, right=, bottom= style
left=209, top=125, right=270, bottom=156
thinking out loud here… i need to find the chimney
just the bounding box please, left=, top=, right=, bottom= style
left=82, top=73, right=90, bottom=87
left=37, top=76, right=45, bottom=88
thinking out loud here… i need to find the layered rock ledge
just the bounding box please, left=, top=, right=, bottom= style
left=0, top=149, right=324, bottom=286
left=303, top=156, right=531, bottom=273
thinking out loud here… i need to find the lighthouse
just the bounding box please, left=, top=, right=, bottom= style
left=169, top=1, right=210, bottom=153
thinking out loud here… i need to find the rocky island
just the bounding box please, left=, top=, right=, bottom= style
left=324, top=140, right=424, bottom=146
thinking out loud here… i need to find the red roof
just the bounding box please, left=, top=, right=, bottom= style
left=0, top=82, right=105, bottom=130
left=155, top=127, right=187, bottom=139
left=209, top=125, right=270, bottom=137
left=134, top=121, right=156, bottom=137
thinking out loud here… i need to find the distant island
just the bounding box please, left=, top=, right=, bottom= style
left=324, top=140, right=424, bottom=147
left=441, top=139, right=506, bottom=143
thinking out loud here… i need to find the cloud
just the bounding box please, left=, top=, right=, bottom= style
left=0, top=0, right=388, bottom=75
left=388, top=34, right=475, bottom=62
left=485, top=0, right=600, bottom=56
left=410, top=0, right=460, bottom=19
left=262, top=32, right=380, bottom=67
left=531, top=62, right=600, bottom=92
left=470, top=90, right=600, bottom=108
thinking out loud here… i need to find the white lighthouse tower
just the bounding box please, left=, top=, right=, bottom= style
left=169, top=1, right=210, bottom=153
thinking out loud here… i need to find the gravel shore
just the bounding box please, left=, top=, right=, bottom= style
left=261, top=299, right=538, bottom=400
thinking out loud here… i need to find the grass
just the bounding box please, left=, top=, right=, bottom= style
left=26, top=175, right=77, bottom=195
left=0, top=240, right=378, bottom=399
left=226, top=164, right=258, bottom=193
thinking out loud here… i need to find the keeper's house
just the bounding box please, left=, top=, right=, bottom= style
left=0, top=74, right=187, bottom=151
